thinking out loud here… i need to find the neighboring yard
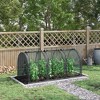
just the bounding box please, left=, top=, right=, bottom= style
left=75, top=66, right=100, bottom=95
left=0, top=73, right=79, bottom=100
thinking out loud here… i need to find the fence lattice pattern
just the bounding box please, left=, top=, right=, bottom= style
left=0, top=32, right=40, bottom=48
left=89, top=31, right=100, bottom=44
left=0, top=30, right=100, bottom=49
left=44, top=31, right=86, bottom=46
left=1, top=29, right=100, bottom=68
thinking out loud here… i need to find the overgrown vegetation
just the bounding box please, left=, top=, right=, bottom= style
left=75, top=66, right=100, bottom=95
left=0, top=73, right=79, bottom=100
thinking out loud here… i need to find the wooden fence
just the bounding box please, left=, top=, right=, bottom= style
left=0, top=27, right=100, bottom=69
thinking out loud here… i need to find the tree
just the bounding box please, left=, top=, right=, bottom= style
left=73, top=0, right=100, bottom=29
left=0, top=0, right=22, bottom=31
left=22, top=0, right=75, bottom=30
left=1, top=0, right=100, bottom=31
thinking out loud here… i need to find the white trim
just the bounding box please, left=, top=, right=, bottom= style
left=10, top=74, right=88, bottom=88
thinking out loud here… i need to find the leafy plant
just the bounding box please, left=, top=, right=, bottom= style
left=57, top=59, right=64, bottom=75
left=38, top=59, right=47, bottom=78
left=30, top=60, right=38, bottom=81
left=67, top=58, right=74, bottom=73
left=49, top=58, right=64, bottom=77
left=49, top=58, right=57, bottom=77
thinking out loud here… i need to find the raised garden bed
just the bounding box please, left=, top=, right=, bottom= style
left=11, top=74, right=87, bottom=88
left=14, top=73, right=82, bottom=84
left=14, top=49, right=82, bottom=85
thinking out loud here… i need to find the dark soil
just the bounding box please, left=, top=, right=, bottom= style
left=15, top=75, right=29, bottom=84
left=15, top=73, right=82, bottom=85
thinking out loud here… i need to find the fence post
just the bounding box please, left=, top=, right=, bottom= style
left=86, top=26, right=90, bottom=57
left=40, top=28, right=44, bottom=51
left=72, top=34, right=76, bottom=49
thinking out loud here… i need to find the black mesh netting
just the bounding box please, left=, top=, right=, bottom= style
left=17, top=49, right=82, bottom=83
left=63, top=49, right=82, bottom=76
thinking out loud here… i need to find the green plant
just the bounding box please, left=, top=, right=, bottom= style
left=49, top=58, right=64, bottom=77
left=38, top=59, right=47, bottom=78
left=67, top=58, right=74, bottom=73
left=57, top=59, right=64, bottom=75
left=30, top=60, right=38, bottom=81
left=49, top=58, right=57, bottom=77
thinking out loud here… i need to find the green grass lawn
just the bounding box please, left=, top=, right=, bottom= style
left=0, top=73, right=79, bottom=100
left=75, top=65, right=100, bottom=95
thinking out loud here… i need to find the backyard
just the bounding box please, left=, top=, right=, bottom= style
left=0, top=65, right=100, bottom=100
left=0, top=72, right=79, bottom=100
left=0, top=0, right=100, bottom=100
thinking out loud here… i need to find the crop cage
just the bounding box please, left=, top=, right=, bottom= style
left=16, top=49, right=82, bottom=84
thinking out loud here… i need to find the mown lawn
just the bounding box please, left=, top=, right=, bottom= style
left=75, top=65, right=100, bottom=95
left=0, top=73, right=79, bottom=100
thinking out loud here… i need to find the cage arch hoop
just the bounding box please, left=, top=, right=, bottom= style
left=67, top=49, right=82, bottom=74
left=35, top=50, right=49, bottom=79
left=47, top=49, right=65, bottom=76
left=17, top=52, right=31, bottom=83
left=49, top=49, right=65, bottom=60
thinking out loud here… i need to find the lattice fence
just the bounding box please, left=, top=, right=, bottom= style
left=1, top=29, right=100, bottom=69
left=44, top=31, right=86, bottom=46
left=0, top=32, right=40, bottom=48
left=89, top=30, right=100, bottom=44
left=0, top=30, right=100, bottom=49
left=0, top=30, right=87, bottom=49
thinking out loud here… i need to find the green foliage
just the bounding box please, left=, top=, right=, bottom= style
left=1, top=0, right=100, bottom=31
left=30, top=60, right=38, bottom=81
left=29, top=59, right=47, bottom=81
left=38, top=59, right=47, bottom=78
left=25, top=0, right=74, bottom=30
left=67, top=58, right=74, bottom=73
left=0, top=0, right=22, bottom=31
left=49, top=58, right=64, bottom=77
left=29, top=57, right=79, bottom=81
left=73, top=0, right=100, bottom=29
left=29, top=58, right=65, bottom=81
